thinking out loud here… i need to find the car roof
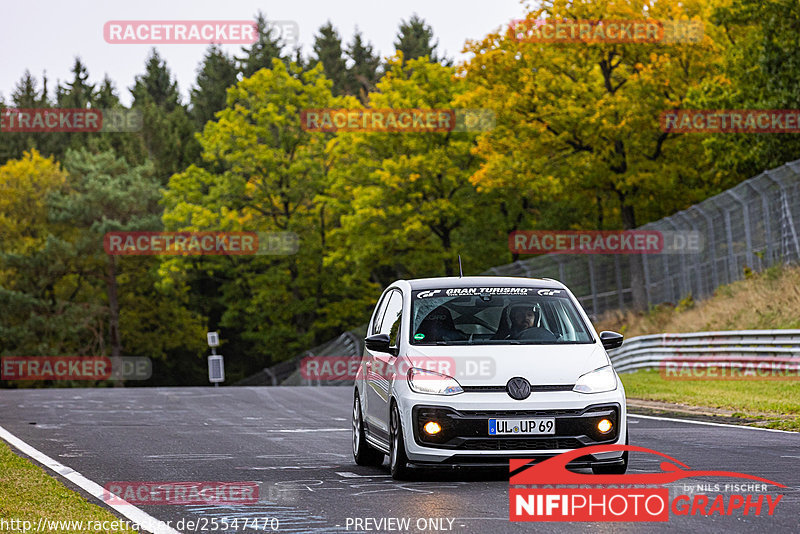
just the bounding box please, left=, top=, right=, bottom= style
left=401, top=276, right=566, bottom=291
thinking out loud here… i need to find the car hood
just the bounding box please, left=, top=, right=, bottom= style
left=402, top=343, right=610, bottom=386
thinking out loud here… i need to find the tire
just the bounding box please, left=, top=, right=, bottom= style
left=352, top=391, right=384, bottom=467
left=591, top=426, right=629, bottom=475
left=389, top=402, right=412, bottom=480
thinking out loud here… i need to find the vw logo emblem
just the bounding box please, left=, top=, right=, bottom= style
left=506, top=377, right=531, bottom=400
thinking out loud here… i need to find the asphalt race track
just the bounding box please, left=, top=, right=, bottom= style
left=1, top=387, right=798, bottom=533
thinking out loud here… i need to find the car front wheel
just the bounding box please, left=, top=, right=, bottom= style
left=352, top=391, right=384, bottom=466
left=389, top=402, right=411, bottom=479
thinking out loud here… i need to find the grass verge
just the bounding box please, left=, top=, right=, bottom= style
left=620, top=369, right=800, bottom=431
left=596, top=264, right=800, bottom=337
left=0, top=439, right=137, bottom=533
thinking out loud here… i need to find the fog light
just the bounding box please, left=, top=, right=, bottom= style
left=423, top=421, right=442, bottom=435
left=597, top=419, right=613, bottom=434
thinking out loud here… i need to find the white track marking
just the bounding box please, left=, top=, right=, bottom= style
left=0, top=425, right=180, bottom=534
left=629, top=414, right=797, bottom=433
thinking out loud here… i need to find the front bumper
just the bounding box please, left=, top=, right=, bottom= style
left=395, top=390, right=627, bottom=466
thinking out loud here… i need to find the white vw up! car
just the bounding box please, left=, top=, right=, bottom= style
left=352, top=276, right=627, bottom=479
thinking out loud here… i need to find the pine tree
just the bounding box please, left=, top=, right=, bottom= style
left=129, top=50, right=199, bottom=183
left=131, top=49, right=181, bottom=111
left=11, top=70, right=41, bottom=107
left=95, top=75, right=120, bottom=108
left=290, top=47, right=307, bottom=72
left=312, top=22, right=347, bottom=96
left=345, top=29, right=382, bottom=102
left=237, top=11, right=286, bottom=77
left=56, top=58, right=96, bottom=108
left=394, top=14, right=451, bottom=65
left=49, top=149, right=162, bottom=358
left=190, top=45, right=239, bottom=128
left=5, top=72, right=61, bottom=162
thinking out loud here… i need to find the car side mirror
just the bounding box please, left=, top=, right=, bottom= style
left=600, top=331, right=624, bottom=350
left=365, top=333, right=393, bottom=354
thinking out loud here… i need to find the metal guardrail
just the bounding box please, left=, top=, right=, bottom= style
left=285, top=330, right=364, bottom=386
left=607, top=329, right=800, bottom=374
left=236, top=327, right=366, bottom=386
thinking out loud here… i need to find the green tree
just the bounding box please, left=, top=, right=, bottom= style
left=326, top=56, right=505, bottom=285
left=47, top=149, right=206, bottom=361
left=0, top=151, right=102, bottom=359
left=56, top=58, right=95, bottom=108
left=48, top=149, right=161, bottom=357
left=692, top=0, right=800, bottom=178
left=394, top=14, right=450, bottom=65
left=345, top=29, right=382, bottom=102
left=237, top=11, right=287, bottom=77
left=162, top=59, right=364, bottom=367
left=190, top=44, right=239, bottom=128
left=460, top=0, right=727, bottom=308
left=95, top=75, right=120, bottom=109
left=0, top=72, right=54, bottom=162
left=10, top=70, right=43, bottom=107
left=312, top=22, right=348, bottom=96
left=129, top=50, right=200, bottom=183
left=131, top=49, right=181, bottom=111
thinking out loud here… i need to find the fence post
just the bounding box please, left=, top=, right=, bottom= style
left=755, top=177, right=775, bottom=266
left=665, top=217, right=689, bottom=299
left=614, top=254, right=624, bottom=309
left=675, top=211, right=701, bottom=298
left=727, top=189, right=754, bottom=270
left=588, top=256, right=598, bottom=316
left=692, top=205, right=719, bottom=292
left=642, top=252, right=651, bottom=308
left=764, top=170, right=800, bottom=263
left=661, top=246, right=673, bottom=303
left=724, top=208, right=737, bottom=282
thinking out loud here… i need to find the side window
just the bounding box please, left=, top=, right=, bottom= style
left=380, top=290, right=403, bottom=348
left=371, top=291, right=392, bottom=335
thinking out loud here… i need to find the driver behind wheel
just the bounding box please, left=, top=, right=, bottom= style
left=509, top=305, right=538, bottom=338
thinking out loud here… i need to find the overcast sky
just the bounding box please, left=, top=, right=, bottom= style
left=3, top=0, right=529, bottom=107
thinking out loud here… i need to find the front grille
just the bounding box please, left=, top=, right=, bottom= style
left=463, top=408, right=587, bottom=417
left=460, top=438, right=583, bottom=451
left=461, top=384, right=575, bottom=393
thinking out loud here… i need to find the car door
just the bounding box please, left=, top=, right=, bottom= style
left=362, top=290, right=390, bottom=424
left=364, top=289, right=403, bottom=440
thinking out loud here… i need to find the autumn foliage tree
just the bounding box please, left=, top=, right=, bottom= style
left=460, top=0, right=728, bottom=307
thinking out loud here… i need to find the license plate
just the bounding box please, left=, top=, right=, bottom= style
left=488, top=418, right=555, bottom=435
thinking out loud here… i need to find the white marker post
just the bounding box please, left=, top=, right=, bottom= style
left=207, top=332, right=224, bottom=387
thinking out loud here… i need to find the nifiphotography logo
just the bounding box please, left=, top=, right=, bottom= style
left=509, top=445, right=784, bottom=522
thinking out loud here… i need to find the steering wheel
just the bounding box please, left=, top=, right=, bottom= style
left=516, top=327, right=558, bottom=341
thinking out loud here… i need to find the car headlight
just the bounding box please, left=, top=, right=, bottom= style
left=573, top=365, right=618, bottom=394
left=407, top=368, right=463, bottom=395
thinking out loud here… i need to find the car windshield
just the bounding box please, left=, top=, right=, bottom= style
left=410, top=287, right=594, bottom=345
